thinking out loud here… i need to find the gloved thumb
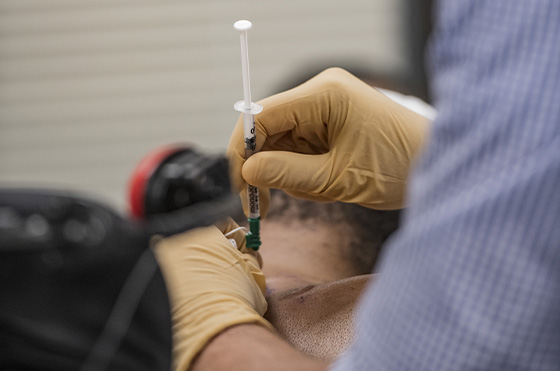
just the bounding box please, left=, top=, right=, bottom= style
left=242, top=151, right=334, bottom=201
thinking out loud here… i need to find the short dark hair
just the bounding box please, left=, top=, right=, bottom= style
left=266, top=189, right=401, bottom=274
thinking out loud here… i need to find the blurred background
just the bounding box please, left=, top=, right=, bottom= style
left=0, top=0, right=431, bottom=211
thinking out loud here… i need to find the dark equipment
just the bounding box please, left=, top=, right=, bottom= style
left=128, top=144, right=242, bottom=236
left=0, top=145, right=241, bottom=371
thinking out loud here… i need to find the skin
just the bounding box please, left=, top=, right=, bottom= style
left=192, top=218, right=374, bottom=370
left=260, top=219, right=362, bottom=290
left=264, top=275, right=371, bottom=360
left=260, top=219, right=373, bottom=360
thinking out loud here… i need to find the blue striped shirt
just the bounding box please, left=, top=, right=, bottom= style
left=332, top=0, right=560, bottom=370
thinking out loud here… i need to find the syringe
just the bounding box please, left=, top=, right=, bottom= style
left=234, top=20, right=262, bottom=250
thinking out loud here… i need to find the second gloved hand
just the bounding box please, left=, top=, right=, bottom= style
left=227, top=68, right=430, bottom=213
left=154, top=218, right=273, bottom=371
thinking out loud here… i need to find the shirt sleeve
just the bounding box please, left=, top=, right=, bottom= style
left=331, top=1, right=560, bottom=370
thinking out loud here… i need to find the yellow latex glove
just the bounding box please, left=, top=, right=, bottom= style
left=154, top=218, right=273, bottom=371
left=227, top=67, right=429, bottom=213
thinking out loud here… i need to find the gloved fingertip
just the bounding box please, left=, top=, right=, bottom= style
left=242, top=152, right=284, bottom=189
left=241, top=155, right=261, bottom=186
left=214, top=217, right=239, bottom=234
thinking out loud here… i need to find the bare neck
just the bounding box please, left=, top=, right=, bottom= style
left=259, top=219, right=374, bottom=360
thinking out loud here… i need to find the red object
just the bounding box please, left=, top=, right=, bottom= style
left=128, top=144, right=189, bottom=219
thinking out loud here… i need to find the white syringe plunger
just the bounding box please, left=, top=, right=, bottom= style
left=234, top=20, right=262, bottom=141
left=233, top=19, right=252, bottom=32
left=234, top=20, right=255, bottom=111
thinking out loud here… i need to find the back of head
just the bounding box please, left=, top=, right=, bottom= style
left=266, top=189, right=401, bottom=275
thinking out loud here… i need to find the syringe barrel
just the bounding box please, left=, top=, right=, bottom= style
left=243, top=111, right=256, bottom=153
left=243, top=111, right=259, bottom=219
left=246, top=185, right=260, bottom=219
left=234, top=101, right=262, bottom=158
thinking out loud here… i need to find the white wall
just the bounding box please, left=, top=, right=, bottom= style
left=0, top=0, right=408, bottom=212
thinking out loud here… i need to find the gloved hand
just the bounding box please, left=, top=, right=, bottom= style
left=227, top=67, right=430, bottom=214
left=153, top=218, right=273, bottom=371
